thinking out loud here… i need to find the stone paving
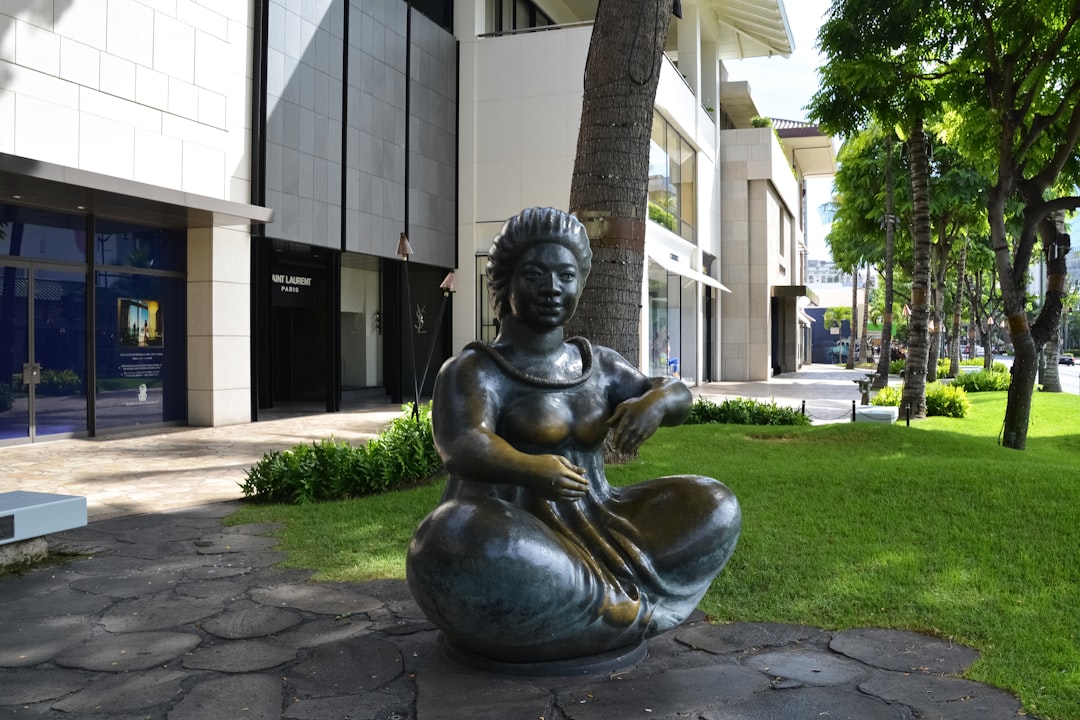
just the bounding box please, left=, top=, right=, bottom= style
left=0, top=366, right=1031, bottom=719
left=0, top=501, right=1029, bottom=720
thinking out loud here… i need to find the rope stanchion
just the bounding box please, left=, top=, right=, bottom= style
left=851, top=400, right=856, bottom=422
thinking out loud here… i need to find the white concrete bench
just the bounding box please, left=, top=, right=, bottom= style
left=0, top=491, right=88, bottom=568
left=854, top=406, right=899, bottom=424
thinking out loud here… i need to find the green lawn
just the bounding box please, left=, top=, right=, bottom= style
left=227, top=391, right=1080, bottom=720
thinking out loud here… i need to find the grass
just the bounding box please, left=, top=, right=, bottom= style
left=227, top=390, right=1080, bottom=720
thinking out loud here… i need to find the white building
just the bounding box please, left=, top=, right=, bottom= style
left=0, top=0, right=833, bottom=446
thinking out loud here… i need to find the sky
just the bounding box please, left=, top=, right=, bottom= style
left=726, top=0, right=835, bottom=261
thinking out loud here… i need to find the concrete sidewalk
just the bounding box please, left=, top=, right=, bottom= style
left=0, top=363, right=880, bottom=521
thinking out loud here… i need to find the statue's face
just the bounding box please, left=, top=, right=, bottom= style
left=509, top=243, right=581, bottom=329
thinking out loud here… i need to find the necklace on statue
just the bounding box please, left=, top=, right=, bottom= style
left=465, top=337, right=594, bottom=388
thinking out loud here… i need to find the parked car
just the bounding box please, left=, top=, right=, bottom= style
left=1059, top=353, right=1075, bottom=366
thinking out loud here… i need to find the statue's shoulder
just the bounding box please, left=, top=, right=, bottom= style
left=438, top=342, right=499, bottom=381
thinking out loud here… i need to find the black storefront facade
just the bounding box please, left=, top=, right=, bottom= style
left=251, top=242, right=454, bottom=416
left=249, top=0, right=459, bottom=418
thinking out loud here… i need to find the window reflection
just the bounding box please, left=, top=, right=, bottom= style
left=648, top=112, right=696, bottom=243
left=93, top=220, right=185, bottom=271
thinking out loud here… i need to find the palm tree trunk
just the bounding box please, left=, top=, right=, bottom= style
left=860, top=265, right=871, bottom=365
left=948, top=244, right=967, bottom=377
left=901, top=119, right=932, bottom=418
left=567, top=0, right=675, bottom=367
left=872, top=134, right=897, bottom=389
left=847, top=269, right=857, bottom=369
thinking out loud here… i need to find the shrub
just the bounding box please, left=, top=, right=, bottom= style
left=952, top=369, right=1012, bottom=392
left=687, top=397, right=811, bottom=426
left=870, top=382, right=970, bottom=418
left=240, top=403, right=441, bottom=504
left=871, top=385, right=902, bottom=407
left=925, top=382, right=970, bottom=418
left=889, top=359, right=905, bottom=375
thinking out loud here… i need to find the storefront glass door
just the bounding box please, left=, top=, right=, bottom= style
left=0, top=264, right=87, bottom=443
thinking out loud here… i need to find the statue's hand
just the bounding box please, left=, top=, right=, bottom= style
left=526, top=454, right=589, bottom=501
left=607, top=395, right=664, bottom=453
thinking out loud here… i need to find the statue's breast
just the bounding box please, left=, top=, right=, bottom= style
left=499, top=388, right=609, bottom=451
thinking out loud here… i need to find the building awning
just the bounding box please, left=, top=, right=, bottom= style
left=0, top=152, right=273, bottom=228
left=798, top=308, right=816, bottom=325
left=649, top=251, right=731, bottom=292
left=705, top=0, right=793, bottom=60
left=772, top=284, right=820, bottom=305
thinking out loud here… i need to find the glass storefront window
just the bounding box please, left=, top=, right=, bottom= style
left=93, top=220, right=186, bottom=272
left=94, top=271, right=187, bottom=430
left=648, top=112, right=696, bottom=243
left=0, top=205, right=87, bottom=263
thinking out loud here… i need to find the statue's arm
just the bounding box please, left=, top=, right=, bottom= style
left=432, top=353, right=589, bottom=501
left=598, top=347, right=692, bottom=453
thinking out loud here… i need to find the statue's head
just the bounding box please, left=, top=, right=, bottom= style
left=486, top=207, right=593, bottom=321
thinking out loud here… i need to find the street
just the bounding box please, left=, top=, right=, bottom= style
left=986, top=355, right=1080, bottom=396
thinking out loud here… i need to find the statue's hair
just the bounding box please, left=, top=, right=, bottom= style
left=486, top=207, right=592, bottom=320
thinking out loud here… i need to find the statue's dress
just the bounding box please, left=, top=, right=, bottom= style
left=406, top=339, right=741, bottom=664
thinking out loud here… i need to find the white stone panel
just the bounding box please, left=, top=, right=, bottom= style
left=1, top=59, right=77, bottom=108
left=79, top=112, right=135, bottom=178
left=474, top=39, right=521, bottom=103
left=59, top=38, right=100, bottom=88
left=181, top=141, right=226, bottom=196
left=474, top=99, right=521, bottom=163
left=178, top=0, right=229, bottom=40
left=206, top=388, right=251, bottom=426
left=475, top=159, right=522, bottom=222
left=55, top=0, right=108, bottom=50
left=16, top=18, right=60, bottom=75
left=0, top=89, right=13, bottom=154
left=135, top=64, right=169, bottom=110
left=212, top=337, right=251, bottom=390
left=134, top=128, right=183, bottom=189
left=186, top=334, right=213, bottom=393
left=520, top=96, right=568, bottom=159
left=6, top=4, right=52, bottom=30
left=154, top=13, right=195, bottom=83
left=0, top=14, right=14, bottom=63
left=187, top=226, right=212, bottom=281
left=168, top=77, right=200, bottom=120
left=198, top=87, right=226, bottom=128
left=193, top=30, right=232, bottom=95
left=106, top=0, right=154, bottom=67
left=211, top=284, right=250, bottom=339
left=15, top=95, right=78, bottom=166
left=79, top=86, right=161, bottom=132
left=210, top=226, right=250, bottom=283
left=98, top=53, right=136, bottom=99
left=520, top=156, right=571, bottom=210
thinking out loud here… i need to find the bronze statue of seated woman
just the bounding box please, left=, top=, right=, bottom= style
left=407, top=207, right=741, bottom=670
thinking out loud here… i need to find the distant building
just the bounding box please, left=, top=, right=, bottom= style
left=806, top=259, right=852, bottom=286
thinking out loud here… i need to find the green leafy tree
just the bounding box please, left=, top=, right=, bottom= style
left=941, top=1, right=1080, bottom=448
left=810, top=0, right=951, bottom=418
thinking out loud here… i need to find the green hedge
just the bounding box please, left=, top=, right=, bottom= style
left=952, top=368, right=1012, bottom=392
left=686, top=397, right=811, bottom=426
left=871, top=382, right=970, bottom=418
left=240, top=403, right=441, bottom=504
